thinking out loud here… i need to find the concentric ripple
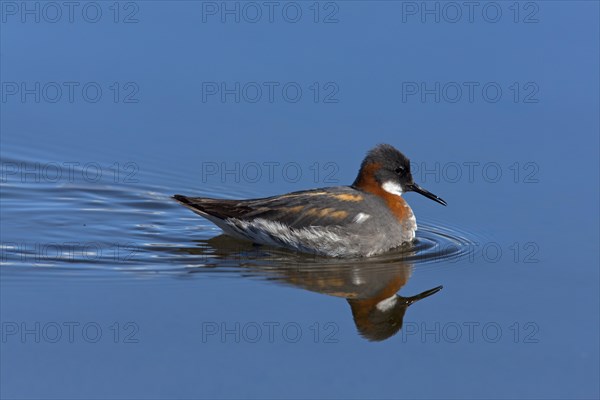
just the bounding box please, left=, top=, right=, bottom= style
left=164, top=219, right=480, bottom=273
left=1, top=152, right=481, bottom=279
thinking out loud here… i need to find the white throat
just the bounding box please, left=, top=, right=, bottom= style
left=382, top=181, right=403, bottom=196
left=376, top=295, right=398, bottom=312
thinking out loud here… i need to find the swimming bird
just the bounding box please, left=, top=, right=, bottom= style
left=173, top=144, right=446, bottom=257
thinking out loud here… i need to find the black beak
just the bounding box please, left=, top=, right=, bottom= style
left=407, top=184, right=447, bottom=206
left=404, top=285, right=443, bottom=306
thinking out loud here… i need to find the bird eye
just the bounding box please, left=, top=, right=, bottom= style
left=395, top=166, right=405, bottom=174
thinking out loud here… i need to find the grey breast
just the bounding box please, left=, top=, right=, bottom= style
left=336, top=190, right=413, bottom=256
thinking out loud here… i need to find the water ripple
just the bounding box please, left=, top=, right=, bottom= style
left=1, top=153, right=481, bottom=279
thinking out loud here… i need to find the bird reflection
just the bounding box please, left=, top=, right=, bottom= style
left=180, top=235, right=443, bottom=342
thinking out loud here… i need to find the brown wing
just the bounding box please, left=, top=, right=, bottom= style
left=173, top=187, right=368, bottom=228
left=173, top=195, right=252, bottom=220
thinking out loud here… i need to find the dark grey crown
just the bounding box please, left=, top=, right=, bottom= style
left=353, top=144, right=414, bottom=187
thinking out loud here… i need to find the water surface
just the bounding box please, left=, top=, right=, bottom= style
left=1, top=2, right=599, bottom=399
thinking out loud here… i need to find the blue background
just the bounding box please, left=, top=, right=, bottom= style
left=1, top=1, right=599, bottom=399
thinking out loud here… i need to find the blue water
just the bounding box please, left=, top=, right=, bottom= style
left=1, top=1, right=599, bottom=398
